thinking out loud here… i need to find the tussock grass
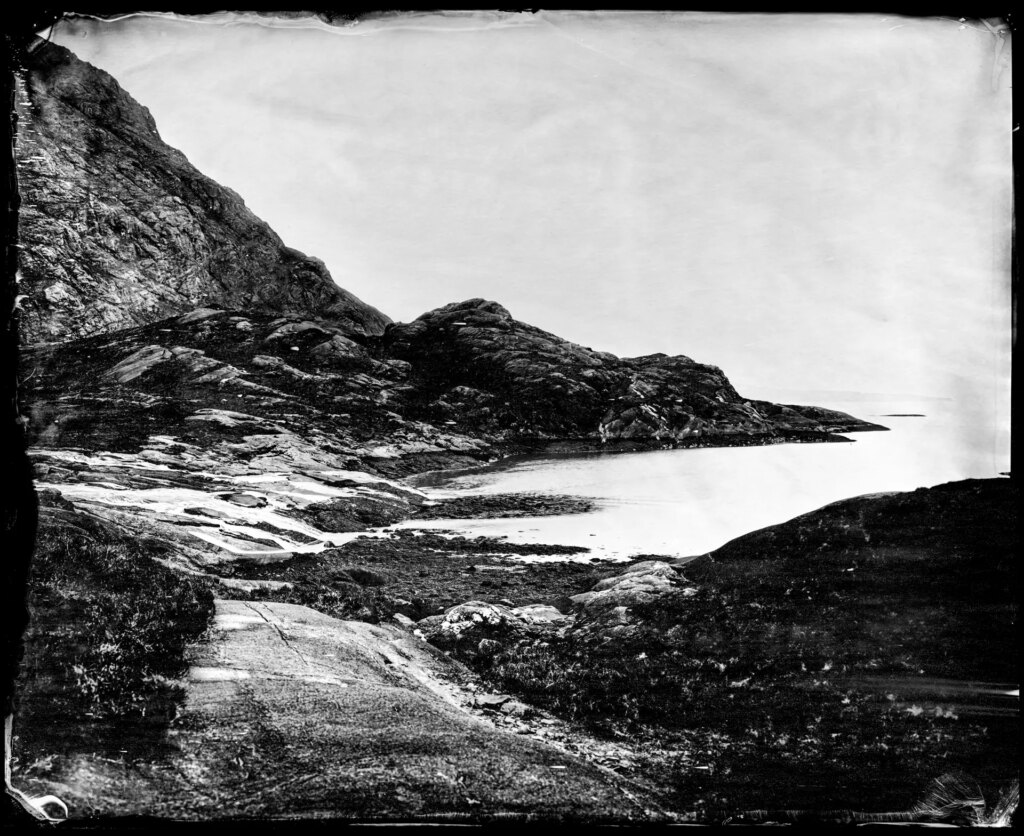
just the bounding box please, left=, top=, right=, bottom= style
left=22, top=507, right=214, bottom=723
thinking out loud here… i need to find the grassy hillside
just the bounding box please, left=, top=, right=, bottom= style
left=17, top=492, right=214, bottom=760
left=464, top=478, right=1018, bottom=818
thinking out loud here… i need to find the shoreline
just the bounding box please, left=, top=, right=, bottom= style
left=399, top=424, right=887, bottom=487
left=19, top=431, right=1016, bottom=823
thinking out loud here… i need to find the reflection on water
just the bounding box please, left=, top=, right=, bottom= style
left=396, top=400, right=1009, bottom=561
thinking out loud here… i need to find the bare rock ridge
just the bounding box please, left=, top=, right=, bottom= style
left=15, top=41, right=881, bottom=447
left=23, top=303, right=884, bottom=504
left=16, top=39, right=390, bottom=342
left=383, top=298, right=883, bottom=443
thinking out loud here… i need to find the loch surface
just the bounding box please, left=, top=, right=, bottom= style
left=397, top=398, right=1010, bottom=561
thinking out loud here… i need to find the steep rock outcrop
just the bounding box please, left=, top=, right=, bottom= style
left=15, top=40, right=389, bottom=342
left=22, top=301, right=883, bottom=494
left=14, top=42, right=880, bottom=447
left=382, top=298, right=883, bottom=443
left=20, top=307, right=488, bottom=572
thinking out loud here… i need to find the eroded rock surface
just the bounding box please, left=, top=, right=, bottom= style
left=417, top=601, right=534, bottom=660
left=22, top=600, right=670, bottom=822
left=569, top=560, right=695, bottom=635
left=383, top=298, right=883, bottom=443
left=16, top=40, right=388, bottom=342
left=15, top=43, right=881, bottom=461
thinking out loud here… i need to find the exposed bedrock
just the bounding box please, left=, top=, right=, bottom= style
left=16, top=41, right=388, bottom=343
left=382, top=298, right=884, bottom=443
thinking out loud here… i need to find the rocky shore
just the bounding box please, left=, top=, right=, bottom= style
left=11, top=298, right=1014, bottom=823
left=17, top=472, right=1017, bottom=823
left=9, top=37, right=1014, bottom=827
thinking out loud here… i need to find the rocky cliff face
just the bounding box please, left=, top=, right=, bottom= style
left=14, top=42, right=881, bottom=454
left=383, top=298, right=881, bottom=443
left=22, top=299, right=884, bottom=502
left=15, top=40, right=389, bottom=343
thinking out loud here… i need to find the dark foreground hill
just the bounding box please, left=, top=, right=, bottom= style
left=16, top=476, right=1016, bottom=822
left=428, top=477, right=1018, bottom=820
left=17, top=495, right=673, bottom=823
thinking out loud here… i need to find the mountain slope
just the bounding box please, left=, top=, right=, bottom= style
left=383, top=298, right=882, bottom=443
left=15, top=39, right=389, bottom=343
left=22, top=301, right=884, bottom=494
left=14, top=41, right=881, bottom=448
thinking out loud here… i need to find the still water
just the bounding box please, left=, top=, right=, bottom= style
left=397, top=398, right=1009, bottom=561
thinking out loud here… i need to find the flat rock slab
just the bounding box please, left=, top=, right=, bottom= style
left=38, top=600, right=667, bottom=823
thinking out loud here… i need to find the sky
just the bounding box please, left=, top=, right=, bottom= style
left=49, top=11, right=1012, bottom=462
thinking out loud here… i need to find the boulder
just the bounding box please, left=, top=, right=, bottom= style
left=105, top=345, right=171, bottom=383
left=310, top=334, right=364, bottom=360
left=177, top=308, right=226, bottom=325
left=512, top=604, right=570, bottom=626
left=391, top=613, right=416, bottom=629
left=345, top=567, right=386, bottom=587
left=570, top=561, right=695, bottom=631
left=590, top=560, right=680, bottom=591
left=303, top=495, right=412, bottom=531
left=219, top=492, right=268, bottom=508
left=417, top=601, right=530, bottom=659
left=499, top=699, right=532, bottom=718
left=474, top=693, right=512, bottom=710
left=264, top=321, right=336, bottom=343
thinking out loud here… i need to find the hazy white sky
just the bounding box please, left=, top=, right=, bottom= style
left=51, top=12, right=1011, bottom=440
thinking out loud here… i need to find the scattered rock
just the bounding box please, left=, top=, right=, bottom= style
left=264, top=321, right=336, bottom=343
left=183, top=409, right=270, bottom=429
left=177, top=308, right=226, bottom=325
left=415, top=493, right=595, bottom=520
left=416, top=615, right=444, bottom=634
left=571, top=561, right=684, bottom=612
left=311, top=334, right=363, bottom=360
left=474, top=693, right=512, bottom=710
left=418, top=601, right=529, bottom=659
left=499, top=700, right=531, bottom=718
left=303, top=496, right=413, bottom=532
left=218, top=577, right=293, bottom=593
left=346, top=567, right=386, bottom=587
left=568, top=561, right=696, bottom=635
left=477, top=638, right=502, bottom=656
left=471, top=564, right=527, bottom=574
left=513, top=604, right=570, bottom=626
left=219, top=492, right=268, bottom=508
left=105, top=345, right=171, bottom=383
